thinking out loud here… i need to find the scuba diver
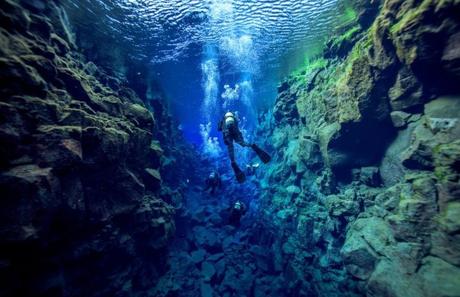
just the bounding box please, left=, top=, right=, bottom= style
left=204, top=171, right=222, bottom=195
left=218, top=112, right=271, bottom=183
left=246, top=162, right=260, bottom=176
left=228, top=200, right=247, bottom=227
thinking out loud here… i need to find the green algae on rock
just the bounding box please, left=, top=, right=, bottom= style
left=256, top=0, right=460, bottom=296
left=0, top=0, right=177, bottom=295
left=0, top=0, right=459, bottom=296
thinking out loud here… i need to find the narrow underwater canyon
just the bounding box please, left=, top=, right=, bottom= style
left=0, top=0, right=459, bottom=297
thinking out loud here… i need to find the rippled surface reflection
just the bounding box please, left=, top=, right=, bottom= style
left=63, top=0, right=340, bottom=65
left=62, top=0, right=342, bottom=146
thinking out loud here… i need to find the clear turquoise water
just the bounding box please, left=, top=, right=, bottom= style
left=63, top=0, right=341, bottom=151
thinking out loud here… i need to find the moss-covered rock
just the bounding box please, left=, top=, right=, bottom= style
left=256, top=0, right=460, bottom=296
left=0, top=1, right=177, bottom=296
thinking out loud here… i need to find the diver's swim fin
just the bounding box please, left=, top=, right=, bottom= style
left=231, top=162, right=246, bottom=183
left=251, top=144, right=271, bottom=164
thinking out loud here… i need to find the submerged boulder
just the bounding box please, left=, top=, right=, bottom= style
left=418, top=256, right=460, bottom=297
left=201, top=261, right=216, bottom=282
left=341, top=217, right=394, bottom=280
left=388, top=66, right=424, bottom=111
left=390, top=110, right=411, bottom=128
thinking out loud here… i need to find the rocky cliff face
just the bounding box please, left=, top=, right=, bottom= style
left=0, top=1, right=177, bottom=296
left=258, top=0, right=460, bottom=296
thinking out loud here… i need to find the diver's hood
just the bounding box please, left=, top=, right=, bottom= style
left=224, top=112, right=235, bottom=125
left=225, top=116, right=235, bottom=126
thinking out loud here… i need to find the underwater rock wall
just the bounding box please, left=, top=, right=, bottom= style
left=0, top=1, right=177, bottom=296
left=258, top=0, right=460, bottom=296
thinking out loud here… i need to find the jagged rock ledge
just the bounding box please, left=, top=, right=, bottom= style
left=257, top=0, right=460, bottom=296
left=0, top=1, right=176, bottom=296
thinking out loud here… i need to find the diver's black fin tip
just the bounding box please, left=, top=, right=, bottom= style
left=252, top=144, right=271, bottom=164
left=231, top=162, right=246, bottom=183
left=236, top=173, right=246, bottom=183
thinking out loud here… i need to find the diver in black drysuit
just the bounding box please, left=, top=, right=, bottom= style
left=228, top=200, right=247, bottom=227
left=218, top=112, right=271, bottom=183
left=204, top=171, right=222, bottom=195
left=246, top=163, right=259, bottom=176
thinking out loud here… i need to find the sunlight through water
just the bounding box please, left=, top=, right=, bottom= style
left=62, top=0, right=342, bottom=152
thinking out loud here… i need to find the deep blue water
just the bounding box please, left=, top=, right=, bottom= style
left=62, top=0, right=342, bottom=152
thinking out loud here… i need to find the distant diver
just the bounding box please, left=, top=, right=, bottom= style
left=218, top=112, right=271, bottom=183
left=204, top=171, right=222, bottom=195
left=228, top=200, right=247, bottom=227
left=246, top=162, right=260, bottom=176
